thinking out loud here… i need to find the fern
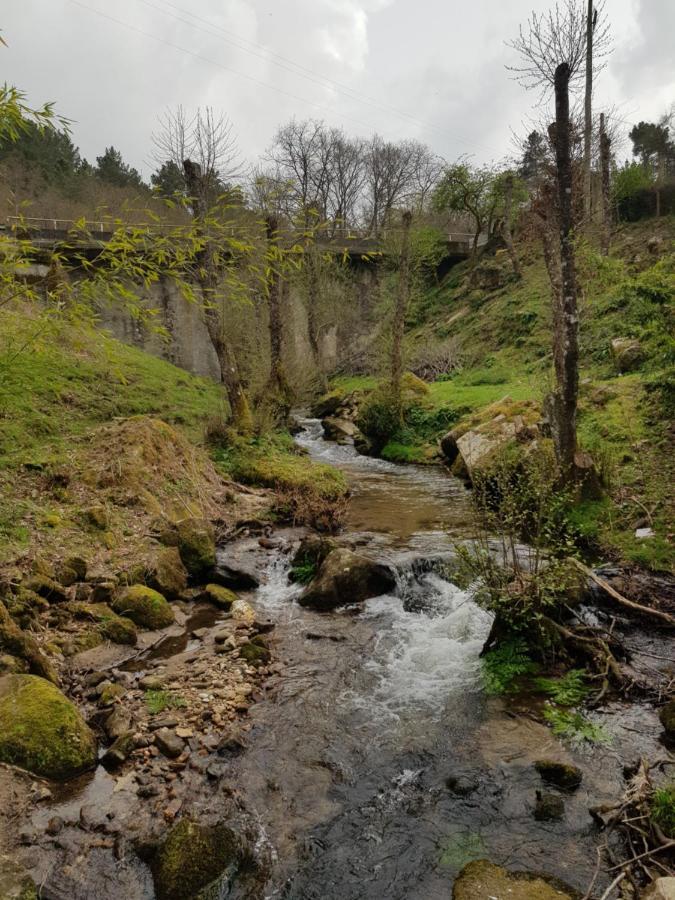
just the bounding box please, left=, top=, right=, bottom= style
left=543, top=706, right=612, bottom=746
left=533, top=669, right=590, bottom=706
left=481, top=640, right=539, bottom=695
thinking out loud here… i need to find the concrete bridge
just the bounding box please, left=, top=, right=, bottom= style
left=2, top=216, right=486, bottom=262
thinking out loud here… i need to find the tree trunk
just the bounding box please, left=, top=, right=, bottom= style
left=583, top=0, right=593, bottom=221
left=503, top=174, right=522, bottom=278
left=599, top=112, right=612, bottom=256
left=305, top=249, right=328, bottom=392
left=550, top=63, right=580, bottom=483
left=182, top=159, right=251, bottom=433
left=391, top=210, right=412, bottom=418
left=264, top=215, right=290, bottom=403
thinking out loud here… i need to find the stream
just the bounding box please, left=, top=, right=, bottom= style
left=219, top=418, right=665, bottom=898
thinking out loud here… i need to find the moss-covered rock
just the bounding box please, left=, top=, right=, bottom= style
left=23, top=575, right=67, bottom=604
left=151, top=818, right=239, bottom=900
left=203, top=584, right=237, bottom=609
left=175, top=518, right=216, bottom=578
left=69, top=601, right=138, bottom=646
left=147, top=547, right=188, bottom=599
left=56, top=556, right=88, bottom=587
left=239, top=640, right=271, bottom=667
left=112, top=586, right=174, bottom=630
left=0, top=856, right=37, bottom=900
left=452, top=860, right=576, bottom=899
left=534, top=759, right=582, bottom=790
left=0, top=600, right=58, bottom=684
left=0, top=674, right=97, bottom=779
left=83, top=505, right=109, bottom=530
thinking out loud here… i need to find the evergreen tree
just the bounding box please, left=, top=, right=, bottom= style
left=0, top=122, right=85, bottom=186
left=150, top=159, right=185, bottom=197
left=519, top=131, right=548, bottom=182
left=95, top=146, right=145, bottom=189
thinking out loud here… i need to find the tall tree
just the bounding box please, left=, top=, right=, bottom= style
left=390, top=210, right=412, bottom=418
left=264, top=215, right=290, bottom=405
left=150, top=159, right=186, bottom=199
left=582, top=0, right=594, bottom=219
left=519, top=130, right=548, bottom=182
left=433, top=163, right=500, bottom=257
left=182, top=159, right=252, bottom=432
left=547, top=63, right=580, bottom=482
left=599, top=112, right=612, bottom=255
left=95, top=146, right=145, bottom=189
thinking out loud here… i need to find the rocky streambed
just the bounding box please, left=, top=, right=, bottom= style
left=1, top=417, right=673, bottom=899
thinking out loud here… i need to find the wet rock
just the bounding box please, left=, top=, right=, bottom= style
left=112, top=585, right=174, bottom=630
left=149, top=715, right=179, bottom=730
left=216, top=732, right=247, bottom=755
left=534, top=759, right=582, bottom=790
left=659, top=700, right=675, bottom=741
left=202, top=584, right=237, bottom=609
left=239, top=640, right=271, bottom=667
left=290, top=535, right=337, bottom=581
left=23, top=575, right=68, bottom=604
left=101, top=731, right=135, bottom=768
left=154, top=728, right=184, bottom=759
left=175, top=517, right=216, bottom=578
left=439, top=428, right=461, bottom=465
left=298, top=548, right=396, bottom=610
left=151, top=817, right=240, bottom=900
left=453, top=860, right=575, bottom=899
left=322, top=416, right=358, bottom=443
left=0, top=674, right=97, bottom=779
left=534, top=790, right=564, bottom=821
left=212, top=560, right=260, bottom=590
left=445, top=773, right=479, bottom=796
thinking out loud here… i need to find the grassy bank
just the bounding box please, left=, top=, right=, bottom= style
left=328, top=218, right=674, bottom=573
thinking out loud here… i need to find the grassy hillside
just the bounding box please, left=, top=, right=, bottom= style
left=332, top=217, right=675, bottom=573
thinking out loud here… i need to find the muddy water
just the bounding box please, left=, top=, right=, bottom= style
left=222, top=419, right=665, bottom=899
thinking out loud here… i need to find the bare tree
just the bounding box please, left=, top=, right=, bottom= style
left=506, top=1, right=610, bottom=96
left=327, top=131, right=365, bottom=235
left=363, top=136, right=435, bottom=237
left=582, top=0, right=594, bottom=219
left=153, top=106, right=245, bottom=199
left=502, top=173, right=522, bottom=278
left=266, top=119, right=332, bottom=225
left=264, top=214, right=290, bottom=406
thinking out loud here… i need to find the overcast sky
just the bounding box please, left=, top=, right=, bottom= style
left=2, top=0, right=674, bottom=177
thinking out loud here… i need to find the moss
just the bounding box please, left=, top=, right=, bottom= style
left=99, top=615, right=137, bottom=645
left=175, top=518, right=216, bottom=578
left=112, top=585, right=174, bottom=630
left=203, top=584, right=237, bottom=609
left=239, top=641, right=271, bottom=667
left=99, top=683, right=125, bottom=705
left=534, top=759, right=582, bottom=790
left=147, top=547, right=188, bottom=599
left=0, top=674, right=97, bottom=779
left=22, top=575, right=67, bottom=603
left=452, top=860, right=576, bottom=899
left=151, top=818, right=239, bottom=900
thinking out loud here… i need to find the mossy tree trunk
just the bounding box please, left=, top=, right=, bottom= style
left=599, top=112, right=612, bottom=256
left=264, top=215, right=292, bottom=409
left=390, top=210, right=412, bottom=420
left=182, top=159, right=252, bottom=433
left=503, top=174, right=522, bottom=279
left=549, top=63, right=580, bottom=483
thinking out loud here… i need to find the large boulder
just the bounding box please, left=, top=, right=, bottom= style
left=611, top=337, right=645, bottom=373
left=322, top=417, right=359, bottom=444
left=299, top=548, right=396, bottom=610
left=175, top=518, right=216, bottom=578
left=112, top=586, right=174, bottom=630
left=0, top=674, right=97, bottom=779
left=151, top=818, right=240, bottom=900
left=453, top=860, right=575, bottom=900
left=439, top=428, right=461, bottom=465
left=144, top=547, right=188, bottom=599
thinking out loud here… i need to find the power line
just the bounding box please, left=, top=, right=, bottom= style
left=67, top=0, right=503, bottom=161
left=139, top=0, right=498, bottom=155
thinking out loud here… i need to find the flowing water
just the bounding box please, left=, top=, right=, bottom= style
left=222, top=419, right=665, bottom=899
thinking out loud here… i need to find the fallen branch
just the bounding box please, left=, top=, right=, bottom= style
left=569, top=558, right=675, bottom=628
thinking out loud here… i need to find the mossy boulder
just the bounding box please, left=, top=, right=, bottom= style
left=69, top=601, right=138, bottom=646
left=23, top=575, right=67, bottom=604
left=83, top=505, right=109, bottom=530
left=611, top=337, right=645, bottom=373
left=0, top=600, right=58, bottom=684
left=112, top=586, right=174, bottom=630
left=147, top=547, right=188, bottom=599
left=534, top=759, right=582, bottom=790
left=203, top=584, right=237, bottom=609
left=56, top=556, right=88, bottom=587
left=175, top=518, right=216, bottom=578
left=0, top=674, right=97, bottom=779
left=298, top=548, right=396, bottom=610
left=659, top=700, right=675, bottom=741
left=239, top=640, right=271, bottom=667
left=151, top=818, right=240, bottom=900
left=453, top=860, right=576, bottom=900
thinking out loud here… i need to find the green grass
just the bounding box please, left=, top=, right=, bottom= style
left=0, top=309, right=224, bottom=468
left=651, top=783, right=675, bottom=838
left=144, top=689, right=188, bottom=715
